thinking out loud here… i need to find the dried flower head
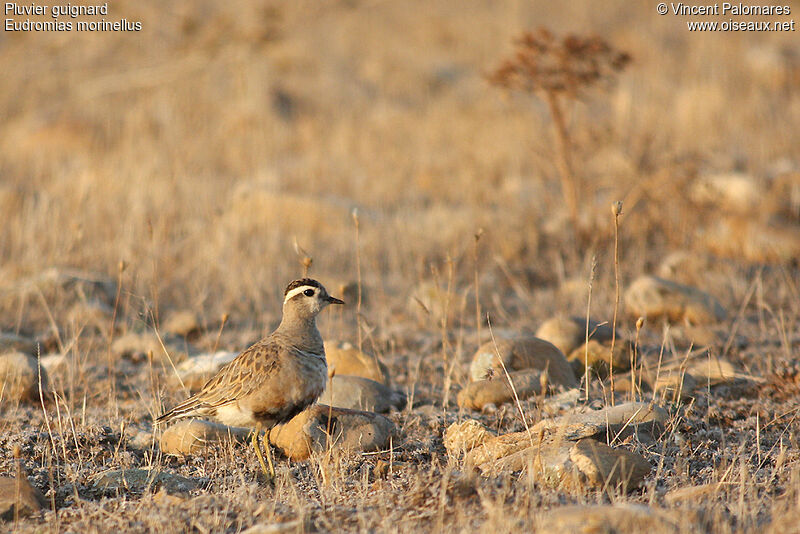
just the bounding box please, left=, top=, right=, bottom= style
left=488, top=28, right=631, bottom=97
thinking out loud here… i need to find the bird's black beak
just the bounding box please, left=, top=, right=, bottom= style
left=327, top=295, right=345, bottom=305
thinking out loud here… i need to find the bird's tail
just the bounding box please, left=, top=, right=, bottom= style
left=155, top=395, right=205, bottom=424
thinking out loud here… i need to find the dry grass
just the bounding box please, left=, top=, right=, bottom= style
left=1, top=0, right=799, bottom=532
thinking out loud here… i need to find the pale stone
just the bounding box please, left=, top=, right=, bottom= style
left=469, top=335, right=577, bottom=388
left=0, top=476, right=46, bottom=520
left=532, top=402, right=669, bottom=441
left=324, top=341, right=389, bottom=385
left=567, top=339, right=631, bottom=378
left=624, top=275, right=727, bottom=324
left=0, top=351, right=48, bottom=402
left=569, top=438, right=651, bottom=491
left=175, top=351, right=237, bottom=392
left=159, top=419, right=249, bottom=455
left=163, top=310, right=201, bottom=337
left=651, top=370, right=698, bottom=402
left=664, top=482, right=723, bottom=504
left=269, top=405, right=395, bottom=461
left=444, top=420, right=496, bottom=457
left=317, top=375, right=404, bottom=413
left=0, top=333, right=36, bottom=355
left=457, top=370, right=546, bottom=410
left=92, top=468, right=201, bottom=495
left=538, top=504, right=683, bottom=533
left=535, top=316, right=616, bottom=356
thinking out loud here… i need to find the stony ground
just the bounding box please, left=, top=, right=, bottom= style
left=1, top=261, right=799, bottom=533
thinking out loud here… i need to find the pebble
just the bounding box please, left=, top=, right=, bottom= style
left=324, top=342, right=389, bottom=384
left=469, top=335, right=577, bottom=388
left=111, top=332, right=195, bottom=364
left=478, top=438, right=651, bottom=493
left=531, top=401, right=669, bottom=441
left=92, top=468, right=202, bottom=495
left=535, top=316, right=616, bottom=356
left=0, top=333, right=36, bottom=356
left=538, top=504, right=684, bottom=533
left=567, top=339, right=630, bottom=378
left=624, top=275, right=727, bottom=324
left=0, top=475, right=46, bottom=520
left=269, top=404, right=396, bottom=461
left=457, top=370, right=546, bottom=410
left=317, top=375, right=404, bottom=413
left=163, top=310, right=201, bottom=338
left=159, top=419, right=249, bottom=455
left=175, top=351, right=237, bottom=392
left=0, top=351, right=48, bottom=402
left=444, top=420, right=496, bottom=457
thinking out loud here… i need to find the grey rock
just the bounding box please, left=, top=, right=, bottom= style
left=318, top=375, right=405, bottom=413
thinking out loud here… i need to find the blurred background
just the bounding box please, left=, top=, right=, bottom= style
left=1, top=0, right=798, bottom=338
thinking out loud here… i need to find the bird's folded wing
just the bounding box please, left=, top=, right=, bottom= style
left=196, top=341, right=281, bottom=408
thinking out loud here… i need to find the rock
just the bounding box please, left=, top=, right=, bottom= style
left=611, top=372, right=650, bottom=396
left=66, top=300, right=112, bottom=330
left=374, top=460, right=408, bottom=478
left=540, top=388, right=582, bottom=417
left=324, top=341, right=389, bottom=384
left=567, top=339, right=630, bottom=378
left=241, top=520, right=304, bottom=534
left=0, top=333, right=36, bottom=355
left=92, top=468, right=201, bottom=495
left=457, top=370, right=546, bottom=410
left=486, top=440, right=573, bottom=482
left=0, top=352, right=47, bottom=402
left=444, top=420, right=496, bottom=457
left=531, top=402, right=669, bottom=441
left=703, top=217, right=800, bottom=264
left=269, top=404, right=396, bottom=461
left=465, top=431, right=542, bottom=467
left=535, top=316, right=616, bottom=356
left=159, top=419, right=249, bottom=455
left=686, top=356, right=750, bottom=385
left=674, top=324, right=721, bottom=347
left=538, top=504, right=683, bottom=533
left=664, top=482, right=722, bottom=504
left=317, top=375, right=404, bottom=413
left=328, top=280, right=363, bottom=308
left=0, top=476, right=46, bottom=520
left=175, top=351, right=237, bottom=392
left=469, top=335, right=577, bottom=388
left=650, top=369, right=698, bottom=402
left=690, top=172, right=763, bottom=214
left=39, top=353, right=67, bottom=375
left=10, top=268, right=117, bottom=305
left=479, top=438, right=651, bottom=492
left=624, top=276, right=727, bottom=324
left=657, top=251, right=714, bottom=286
left=111, top=332, right=194, bottom=364
left=163, top=310, right=201, bottom=338
left=568, top=438, right=651, bottom=491
left=127, top=430, right=155, bottom=451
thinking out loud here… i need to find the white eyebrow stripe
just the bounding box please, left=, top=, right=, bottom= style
left=284, top=285, right=317, bottom=302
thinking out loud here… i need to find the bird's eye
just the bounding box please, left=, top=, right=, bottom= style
left=303, top=289, right=315, bottom=297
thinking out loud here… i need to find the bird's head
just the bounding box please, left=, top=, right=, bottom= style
left=282, top=278, right=344, bottom=320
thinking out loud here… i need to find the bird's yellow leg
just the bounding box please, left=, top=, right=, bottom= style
left=252, top=422, right=271, bottom=480
left=264, top=430, right=276, bottom=479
